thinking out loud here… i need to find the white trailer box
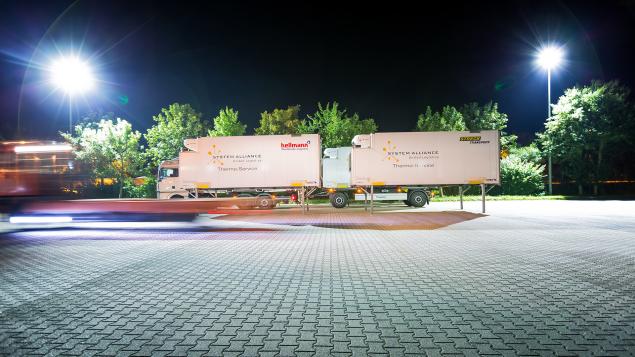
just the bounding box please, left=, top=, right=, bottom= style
left=351, top=131, right=500, bottom=186
left=178, top=134, right=321, bottom=189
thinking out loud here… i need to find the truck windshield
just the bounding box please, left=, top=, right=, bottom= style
left=159, top=168, right=178, bottom=180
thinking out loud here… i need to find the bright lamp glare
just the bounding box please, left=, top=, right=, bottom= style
left=50, top=56, right=95, bottom=94
left=536, top=46, right=563, bottom=70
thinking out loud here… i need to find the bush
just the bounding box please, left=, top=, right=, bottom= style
left=123, top=176, right=157, bottom=198
left=494, top=155, right=545, bottom=195
left=510, top=144, right=542, bottom=166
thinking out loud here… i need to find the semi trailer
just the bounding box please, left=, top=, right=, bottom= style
left=322, top=130, right=501, bottom=208
left=157, top=131, right=500, bottom=210
left=157, top=134, right=321, bottom=208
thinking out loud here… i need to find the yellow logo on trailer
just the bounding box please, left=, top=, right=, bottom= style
left=207, top=144, right=224, bottom=166
left=382, top=140, right=400, bottom=163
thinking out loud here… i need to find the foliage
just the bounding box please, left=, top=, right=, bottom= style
left=144, top=103, right=209, bottom=168
left=509, top=144, right=542, bottom=166
left=496, top=154, right=545, bottom=195
left=460, top=101, right=517, bottom=149
left=416, top=102, right=516, bottom=149
left=123, top=176, right=157, bottom=198
left=62, top=123, right=111, bottom=180
left=499, top=134, right=518, bottom=152
left=254, top=105, right=303, bottom=135
left=79, top=110, right=116, bottom=125
left=298, top=102, right=343, bottom=137
left=208, top=107, right=246, bottom=137
left=460, top=101, right=508, bottom=131
left=63, top=118, right=143, bottom=198
left=301, top=102, right=378, bottom=148
left=415, top=106, right=466, bottom=131
left=537, top=80, right=634, bottom=194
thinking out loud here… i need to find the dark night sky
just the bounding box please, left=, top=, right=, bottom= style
left=1, top=1, right=634, bottom=143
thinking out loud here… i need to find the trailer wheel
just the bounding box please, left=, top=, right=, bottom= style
left=408, top=191, right=427, bottom=208
left=170, top=194, right=184, bottom=199
left=330, top=192, right=348, bottom=208
left=256, top=194, right=274, bottom=209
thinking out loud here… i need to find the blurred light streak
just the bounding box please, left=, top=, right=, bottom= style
left=10, top=216, right=73, bottom=224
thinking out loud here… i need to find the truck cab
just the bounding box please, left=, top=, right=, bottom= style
left=157, top=159, right=187, bottom=199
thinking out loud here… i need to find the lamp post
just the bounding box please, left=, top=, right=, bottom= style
left=50, top=56, right=95, bottom=133
left=536, top=46, right=563, bottom=195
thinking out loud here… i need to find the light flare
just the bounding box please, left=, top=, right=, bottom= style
left=49, top=56, right=95, bottom=94
left=536, top=46, right=564, bottom=70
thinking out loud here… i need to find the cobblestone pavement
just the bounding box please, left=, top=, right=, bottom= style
left=1, top=200, right=635, bottom=356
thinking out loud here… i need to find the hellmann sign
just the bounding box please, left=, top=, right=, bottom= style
left=280, top=140, right=311, bottom=150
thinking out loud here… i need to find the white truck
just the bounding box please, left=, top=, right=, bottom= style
left=157, top=131, right=500, bottom=210
left=322, top=130, right=501, bottom=208
left=157, top=134, right=321, bottom=208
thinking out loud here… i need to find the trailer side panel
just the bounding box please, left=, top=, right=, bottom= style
left=351, top=131, right=500, bottom=186
left=179, top=134, right=321, bottom=189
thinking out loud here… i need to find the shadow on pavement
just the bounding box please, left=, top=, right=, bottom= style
left=217, top=210, right=485, bottom=230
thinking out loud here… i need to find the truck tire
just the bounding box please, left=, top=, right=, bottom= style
left=256, top=194, right=274, bottom=209
left=170, top=194, right=184, bottom=199
left=330, top=192, right=348, bottom=208
left=403, top=200, right=412, bottom=207
left=408, top=191, right=427, bottom=208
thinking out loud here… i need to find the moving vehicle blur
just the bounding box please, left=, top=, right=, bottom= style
left=0, top=140, right=78, bottom=213
left=1, top=140, right=278, bottom=224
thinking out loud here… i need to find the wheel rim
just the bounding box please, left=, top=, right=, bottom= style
left=335, top=197, right=344, bottom=205
left=414, top=196, right=422, bottom=203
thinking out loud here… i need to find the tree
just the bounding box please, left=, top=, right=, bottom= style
left=145, top=103, right=209, bottom=167
left=62, top=122, right=113, bottom=182
left=299, top=102, right=343, bottom=137
left=415, top=106, right=466, bottom=132
left=254, top=105, right=303, bottom=135
left=327, top=112, right=377, bottom=148
left=460, top=101, right=517, bottom=149
left=208, top=107, right=246, bottom=137
left=538, top=80, right=634, bottom=195
left=63, top=118, right=142, bottom=198
left=510, top=144, right=542, bottom=166
left=460, top=101, right=508, bottom=131
left=301, top=102, right=378, bottom=148
left=416, top=103, right=516, bottom=147
left=79, top=110, right=116, bottom=125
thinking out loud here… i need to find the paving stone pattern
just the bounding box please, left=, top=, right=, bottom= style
left=1, top=201, right=635, bottom=356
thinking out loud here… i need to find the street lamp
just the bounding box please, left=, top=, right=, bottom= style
left=49, top=55, right=95, bottom=133
left=536, top=46, right=563, bottom=195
